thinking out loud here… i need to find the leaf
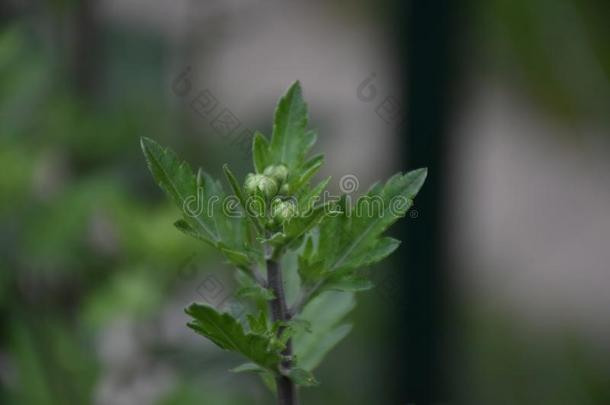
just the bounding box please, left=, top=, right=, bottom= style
left=337, top=236, right=401, bottom=271
left=231, top=362, right=266, bottom=374
left=233, top=271, right=272, bottom=311
left=224, top=164, right=264, bottom=234
left=222, top=164, right=246, bottom=207
left=323, top=276, right=374, bottom=292
left=173, top=219, right=214, bottom=247
left=282, top=202, right=333, bottom=248
left=296, top=176, right=331, bottom=213
left=269, top=81, right=313, bottom=170
left=185, top=303, right=282, bottom=371
left=141, top=137, right=218, bottom=243
left=317, top=168, right=427, bottom=274
left=247, top=311, right=269, bottom=335
left=288, top=154, right=324, bottom=192
left=285, top=368, right=319, bottom=387
left=294, top=291, right=355, bottom=371
left=231, top=362, right=277, bottom=393
left=237, top=285, right=275, bottom=302
left=141, top=137, right=252, bottom=265
left=252, top=131, right=272, bottom=173
left=298, top=257, right=324, bottom=287
left=219, top=245, right=251, bottom=270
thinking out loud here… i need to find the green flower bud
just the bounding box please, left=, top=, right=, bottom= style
left=263, top=164, right=289, bottom=184
left=272, top=200, right=297, bottom=223
left=244, top=173, right=278, bottom=198
left=280, top=183, right=290, bottom=195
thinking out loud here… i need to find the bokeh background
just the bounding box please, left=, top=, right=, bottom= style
left=1, top=0, right=609, bottom=404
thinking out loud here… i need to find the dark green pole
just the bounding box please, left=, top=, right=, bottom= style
left=393, top=1, right=458, bottom=403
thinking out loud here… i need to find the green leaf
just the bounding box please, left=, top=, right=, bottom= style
left=323, top=276, right=374, bottom=292
left=294, top=291, right=355, bottom=371
left=141, top=137, right=218, bottom=243
left=282, top=202, right=332, bottom=248
left=219, top=245, right=251, bottom=270
left=269, top=81, right=313, bottom=170
left=230, top=362, right=266, bottom=374
left=296, top=176, right=331, bottom=213
left=222, top=164, right=246, bottom=208
left=317, top=168, right=427, bottom=274
left=224, top=164, right=266, bottom=235
left=237, top=285, right=275, bottom=302
left=231, top=361, right=277, bottom=393
left=246, top=311, right=269, bottom=335
left=288, top=154, right=324, bottom=192
left=185, top=303, right=282, bottom=371
left=252, top=131, right=272, bottom=173
left=173, top=219, right=214, bottom=247
left=141, top=137, right=252, bottom=266
left=285, top=368, right=319, bottom=387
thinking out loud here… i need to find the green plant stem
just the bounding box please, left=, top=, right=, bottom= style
left=266, top=257, right=297, bottom=405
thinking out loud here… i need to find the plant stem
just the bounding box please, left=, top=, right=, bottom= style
left=266, top=258, right=297, bottom=405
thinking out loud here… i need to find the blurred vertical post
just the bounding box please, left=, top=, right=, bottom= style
left=393, top=0, right=458, bottom=403
left=69, top=0, right=101, bottom=98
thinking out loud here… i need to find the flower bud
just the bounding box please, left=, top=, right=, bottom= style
left=263, top=164, right=289, bottom=184
left=272, top=200, right=297, bottom=223
left=244, top=173, right=278, bottom=198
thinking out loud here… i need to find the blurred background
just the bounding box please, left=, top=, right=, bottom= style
left=1, top=0, right=609, bottom=404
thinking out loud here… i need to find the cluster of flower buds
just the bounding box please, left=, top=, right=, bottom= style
left=244, top=164, right=295, bottom=228
left=244, top=164, right=289, bottom=199
left=244, top=173, right=278, bottom=198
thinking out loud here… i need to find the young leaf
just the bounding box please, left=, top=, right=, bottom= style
left=247, top=311, right=270, bottom=335
left=269, top=81, right=313, bottom=170
left=252, top=131, right=272, bottom=173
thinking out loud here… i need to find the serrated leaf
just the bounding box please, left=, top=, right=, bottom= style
left=247, top=311, right=269, bottom=335
left=317, top=168, right=427, bottom=274
left=141, top=137, right=219, bottom=243
left=185, top=303, right=281, bottom=371
left=285, top=368, right=319, bottom=387
left=288, top=154, right=324, bottom=192
left=141, top=137, right=252, bottom=267
left=173, top=219, right=215, bottom=247
left=297, top=176, right=330, bottom=213
left=269, top=81, right=312, bottom=170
